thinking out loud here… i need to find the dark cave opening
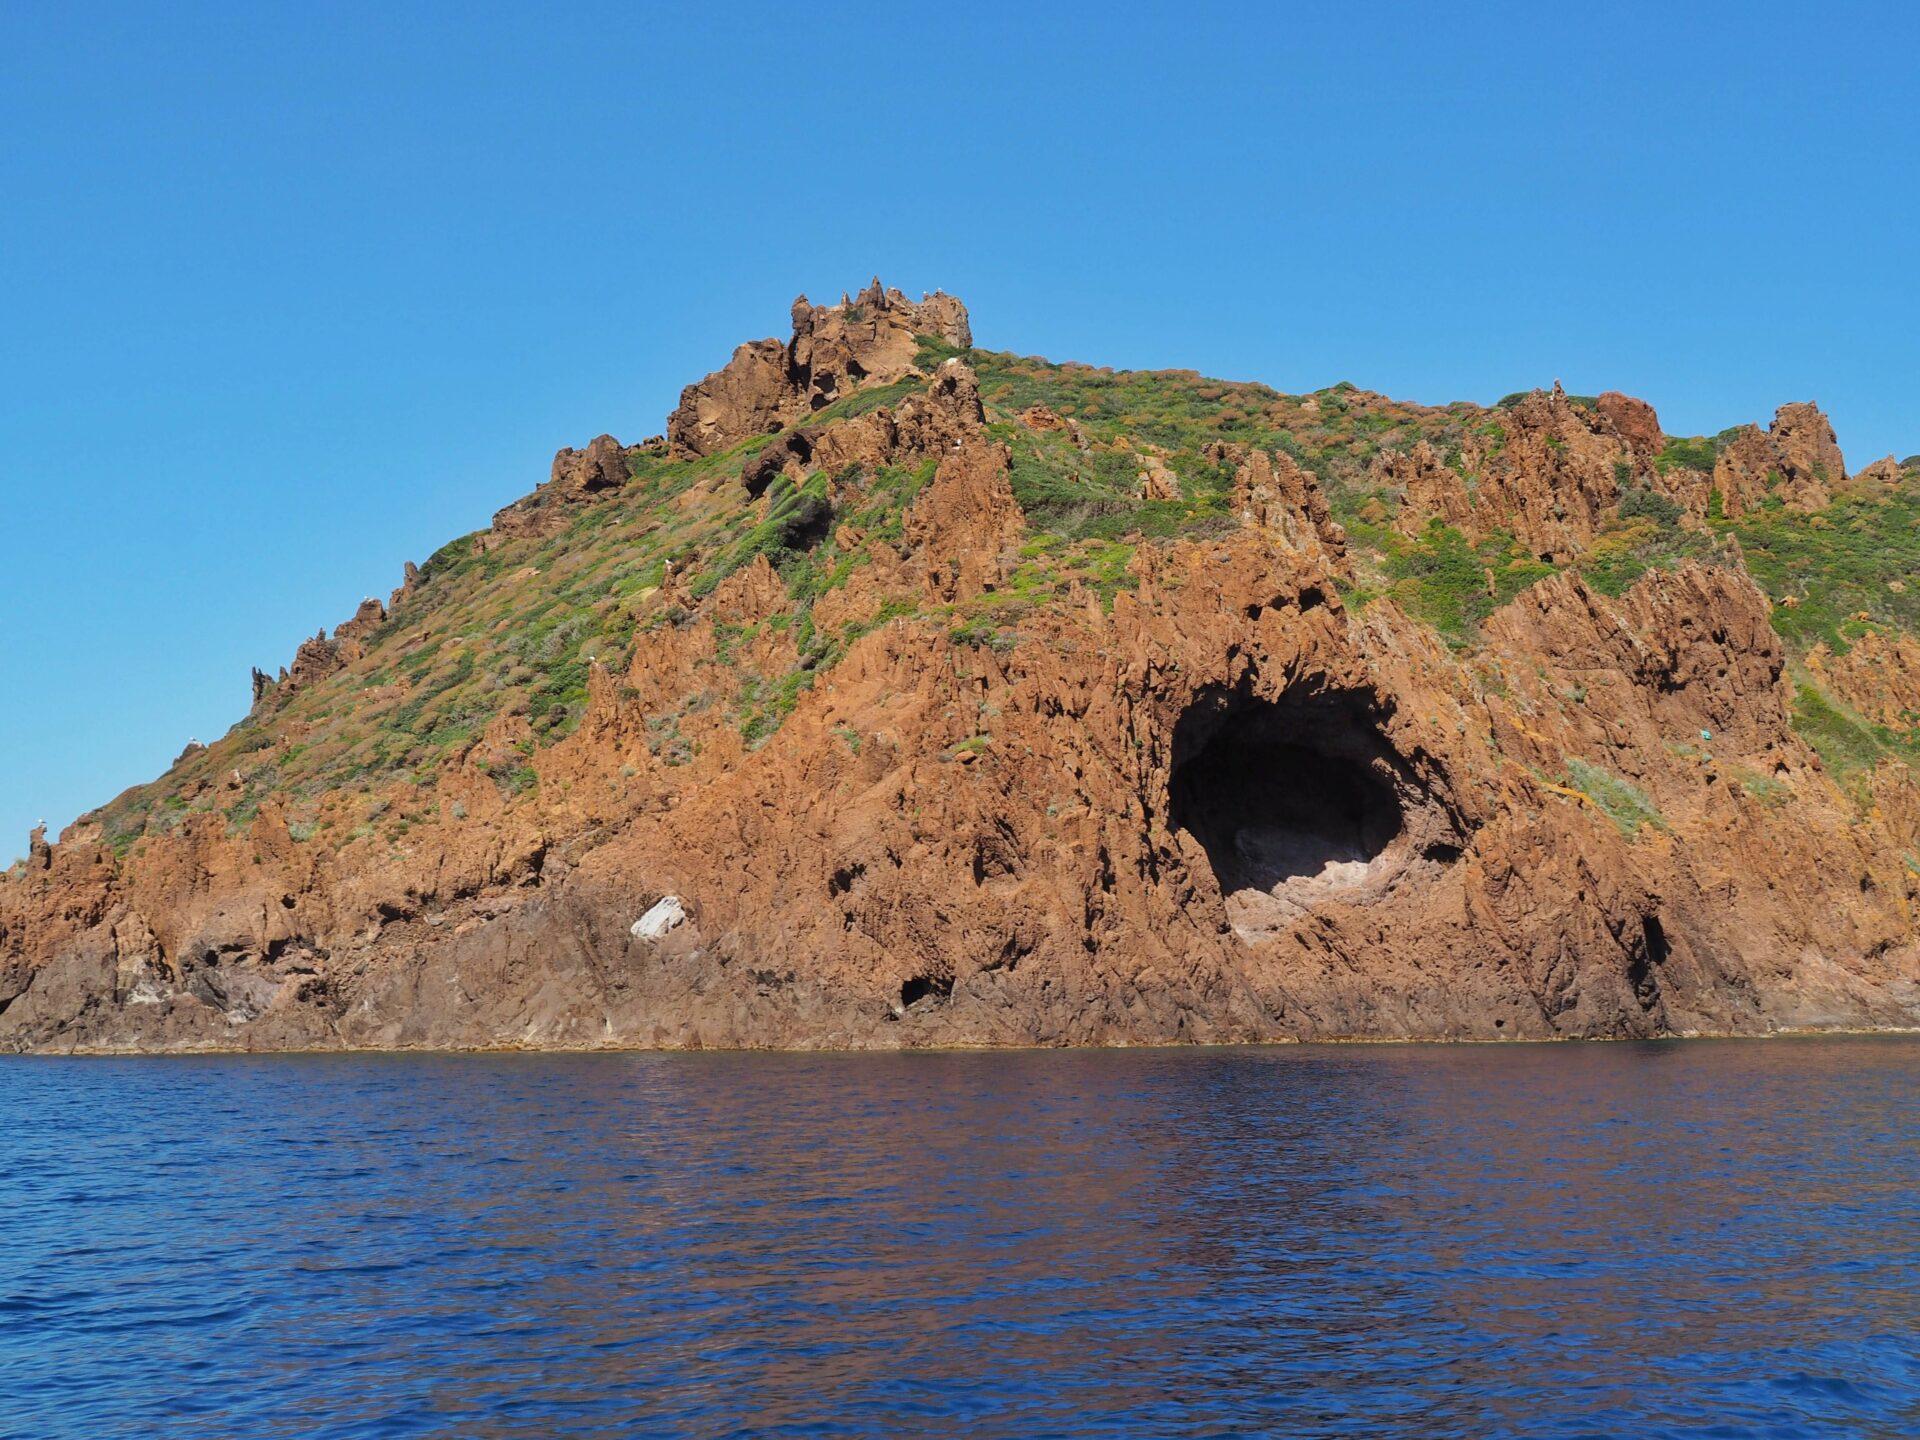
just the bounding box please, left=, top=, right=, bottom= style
left=1628, top=914, right=1670, bottom=1010
left=1169, top=686, right=1410, bottom=922
left=901, top=974, right=953, bottom=1008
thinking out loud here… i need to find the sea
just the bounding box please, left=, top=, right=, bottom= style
left=2, top=1037, right=1916, bottom=1437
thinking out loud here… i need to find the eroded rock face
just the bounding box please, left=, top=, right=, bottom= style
left=1712, top=403, right=1847, bottom=516
left=668, top=279, right=972, bottom=458
left=1167, top=680, right=1454, bottom=936
left=1597, top=391, right=1663, bottom=456
left=1771, top=402, right=1847, bottom=490
left=332, top=599, right=386, bottom=661
left=13, top=525, right=1917, bottom=1054
left=1220, top=444, right=1346, bottom=559
left=1388, top=385, right=1654, bottom=559
left=253, top=598, right=388, bottom=709
left=285, top=631, right=342, bottom=691
left=5, top=290, right=1920, bottom=1055
left=550, top=435, right=634, bottom=499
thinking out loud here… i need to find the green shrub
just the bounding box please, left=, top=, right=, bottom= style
left=1565, top=757, right=1665, bottom=835
left=1618, top=486, right=1683, bottom=526
left=1655, top=436, right=1717, bottom=474
left=1791, top=683, right=1888, bottom=775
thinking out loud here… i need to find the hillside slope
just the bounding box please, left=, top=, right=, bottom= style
left=6, top=280, right=1920, bottom=1052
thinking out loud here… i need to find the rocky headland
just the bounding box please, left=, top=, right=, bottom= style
left=6, top=279, right=1920, bottom=1052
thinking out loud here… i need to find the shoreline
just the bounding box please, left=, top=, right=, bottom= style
left=16, top=1022, right=1920, bottom=1060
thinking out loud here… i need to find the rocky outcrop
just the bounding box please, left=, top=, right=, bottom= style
left=1390, top=384, right=1654, bottom=559
left=1209, top=443, right=1346, bottom=560
left=666, top=340, right=793, bottom=460
left=746, top=356, right=990, bottom=491
left=549, top=434, right=634, bottom=499
left=285, top=631, right=342, bottom=691
left=332, top=599, right=386, bottom=660
left=1019, top=405, right=1085, bottom=446
left=251, top=599, right=388, bottom=710
left=1712, top=403, right=1847, bottom=516
left=1382, top=441, right=1476, bottom=536
left=1855, top=456, right=1906, bottom=489
left=1772, top=401, right=1848, bottom=490
left=1597, top=391, right=1663, bottom=456
left=668, top=279, right=972, bottom=458
left=493, top=435, right=640, bottom=536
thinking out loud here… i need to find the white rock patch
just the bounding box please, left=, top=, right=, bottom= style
left=631, top=895, right=688, bottom=940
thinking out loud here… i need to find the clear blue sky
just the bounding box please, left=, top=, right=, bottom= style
left=3, top=2, right=1916, bottom=859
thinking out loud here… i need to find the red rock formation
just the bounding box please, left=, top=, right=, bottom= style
left=493, top=434, right=639, bottom=536
left=1209, top=443, right=1346, bottom=559
left=549, top=434, right=634, bottom=499
left=783, top=355, right=988, bottom=482
left=1712, top=403, right=1847, bottom=516
left=1390, top=385, right=1654, bottom=559
left=285, top=631, right=342, bottom=691
left=1597, top=391, right=1663, bottom=455
left=1771, top=401, right=1847, bottom=490
left=4, top=291, right=1919, bottom=1055
left=668, top=280, right=972, bottom=458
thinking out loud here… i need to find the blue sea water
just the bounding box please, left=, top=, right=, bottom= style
left=1, top=1038, right=1916, bottom=1438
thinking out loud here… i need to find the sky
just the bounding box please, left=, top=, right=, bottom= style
left=2, top=2, right=1916, bottom=860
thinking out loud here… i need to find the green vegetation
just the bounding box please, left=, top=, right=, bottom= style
left=1000, top=426, right=1232, bottom=543
left=1336, top=516, right=1555, bottom=644
left=1577, top=515, right=1716, bottom=598
left=1617, top=485, right=1684, bottom=526
left=1565, top=757, right=1666, bottom=836
left=1655, top=435, right=1719, bottom=474
left=1788, top=682, right=1920, bottom=786
left=1721, top=489, right=1920, bottom=654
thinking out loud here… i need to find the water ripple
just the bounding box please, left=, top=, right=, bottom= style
left=1, top=1038, right=1917, bottom=1436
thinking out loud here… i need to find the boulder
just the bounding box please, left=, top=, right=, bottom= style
left=549, top=434, right=634, bottom=499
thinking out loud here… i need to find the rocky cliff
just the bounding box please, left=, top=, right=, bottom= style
left=6, top=282, right=1920, bottom=1052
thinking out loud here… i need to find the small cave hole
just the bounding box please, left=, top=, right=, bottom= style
left=1627, top=914, right=1670, bottom=1010
left=1641, top=914, right=1669, bottom=966
left=900, top=974, right=952, bottom=1008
